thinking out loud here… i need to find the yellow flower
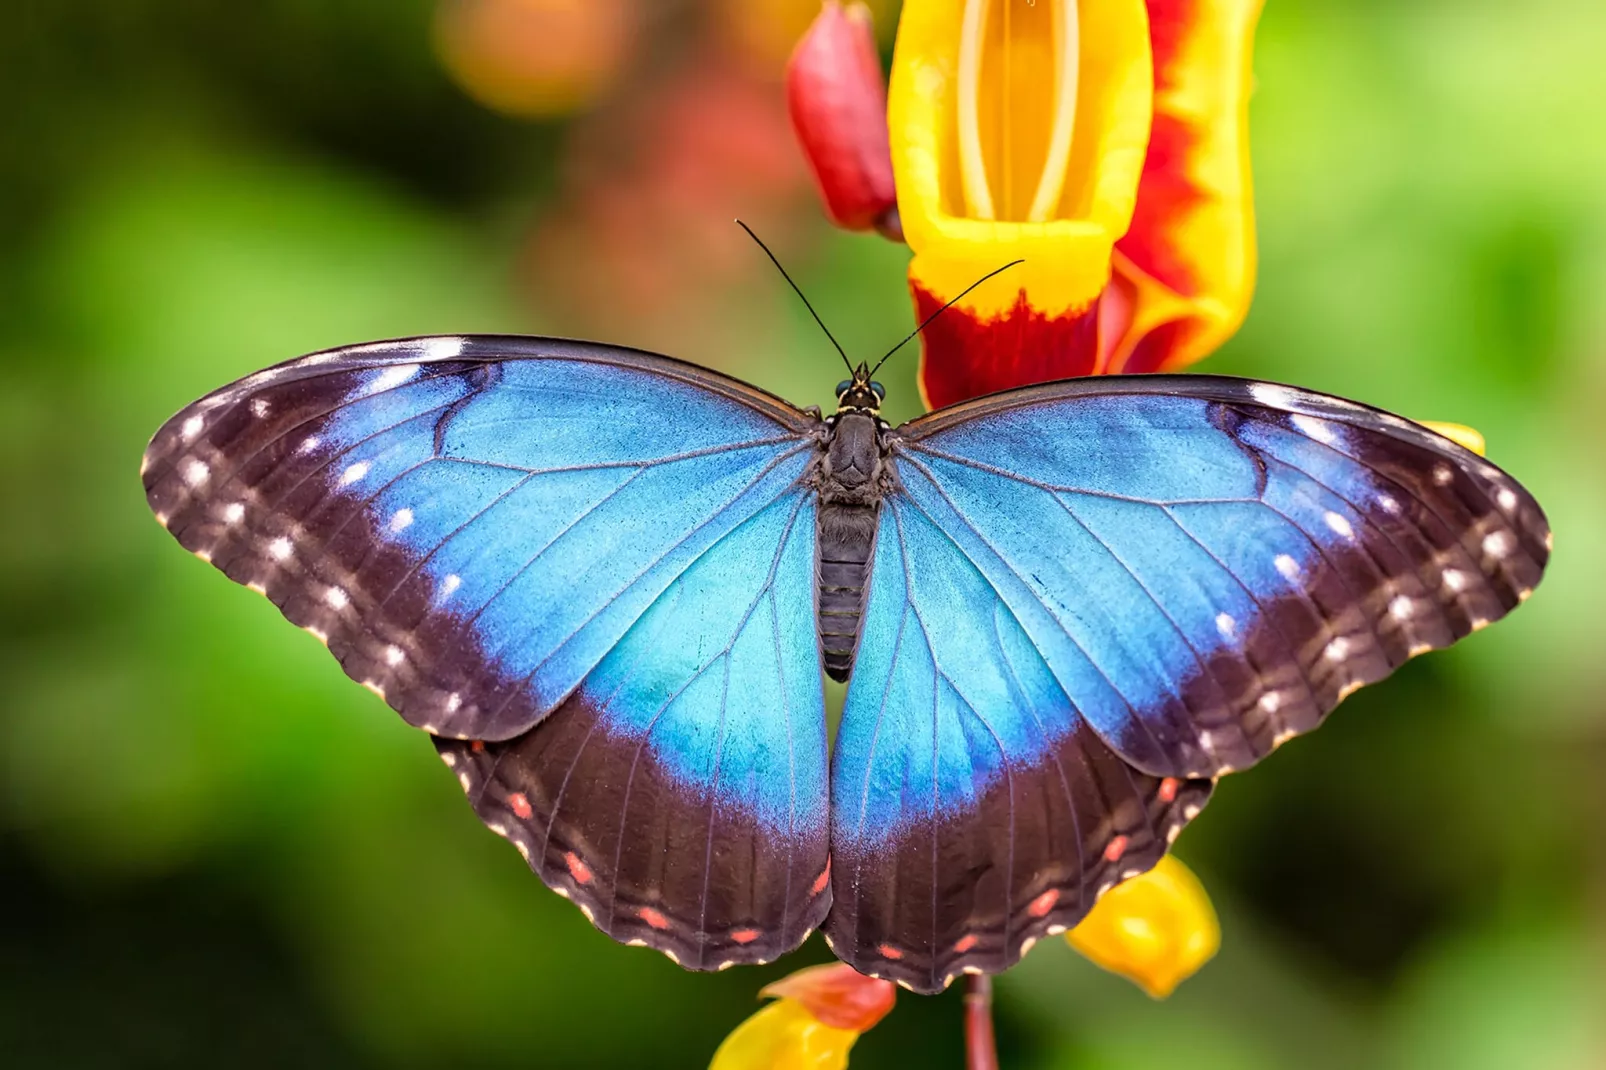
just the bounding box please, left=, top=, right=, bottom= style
left=710, top=963, right=897, bottom=1070
left=892, top=0, right=1264, bottom=406
left=1065, top=855, right=1220, bottom=999
left=1420, top=420, right=1486, bottom=457
left=711, top=1000, right=861, bottom=1070
left=788, top=0, right=1264, bottom=407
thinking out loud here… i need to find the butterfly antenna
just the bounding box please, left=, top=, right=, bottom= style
left=868, top=259, right=1025, bottom=378
left=736, top=220, right=854, bottom=376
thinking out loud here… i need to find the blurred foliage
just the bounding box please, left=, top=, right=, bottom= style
left=1, top=1, right=1603, bottom=1067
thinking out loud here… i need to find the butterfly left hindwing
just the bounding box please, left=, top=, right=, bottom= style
left=438, top=490, right=830, bottom=969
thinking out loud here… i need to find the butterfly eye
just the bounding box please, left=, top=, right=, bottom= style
left=836, top=379, right=853, bottom=397
left=870, top=381, right=886, bottom=401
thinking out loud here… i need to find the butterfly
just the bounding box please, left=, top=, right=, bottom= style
left=142, top=334, right=1548, bottom=993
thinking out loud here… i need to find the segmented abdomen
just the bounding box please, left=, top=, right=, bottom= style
left=816, top=501, right=879, bottom=681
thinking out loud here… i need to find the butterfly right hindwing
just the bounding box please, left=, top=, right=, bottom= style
left=826, top=492, right=1213, bottom=992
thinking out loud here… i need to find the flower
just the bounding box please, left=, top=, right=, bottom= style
left=788, top=0, right=1265, bottom=407
left=1419, top=420, right=1486, bottom=457
left=710, top=963, right=897, bottom=1070
left=1064, top=855, right=1221, bottom=999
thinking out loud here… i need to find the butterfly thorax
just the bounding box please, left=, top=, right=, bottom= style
left=813, top=406, right=892, bottom=681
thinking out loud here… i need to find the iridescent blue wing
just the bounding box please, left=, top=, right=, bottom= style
left=889, top=376, right=1549, bottom=776
left=826, top=495, right=1214, bottom=992
left=435, top=490, right=830, bottom=969
left=827, top=374, right=1548, bottom=991
left=143, top=335, right=831, bottom=969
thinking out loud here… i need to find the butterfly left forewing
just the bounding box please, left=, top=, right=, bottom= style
left=143, top=335, right=820, bottom=741
left=144, top=335, right=830, bottom=969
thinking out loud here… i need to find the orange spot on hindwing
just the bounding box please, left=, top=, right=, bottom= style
left=507, top=792, right=533, bottom=819
left=952, top=933, right=979, bottom=954
left=730, top=928, right=761, bottom=945
left=877, top=943, right=904, bottom=960
left=638, top=906, right=671, bottom=931
left=1028, top=888, right=1060, bottom=917
left=811, top=857, right=832, bottom=896
left=563, top=851, right=593, bottom=885
left=1103, top=835, right=1130, bottom=862
left=1158, top=777, right=1180, bottom=803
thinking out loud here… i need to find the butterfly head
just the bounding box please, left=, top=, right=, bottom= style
left=836, top=363, right=885, bottom=414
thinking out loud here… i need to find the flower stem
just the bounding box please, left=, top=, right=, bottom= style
left=964, top=974, right=999, bottom=1070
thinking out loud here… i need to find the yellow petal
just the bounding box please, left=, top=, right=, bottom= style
left=1418, top=421, right=1487, bottom=457
left=709, top=999, right=862, bottom=1070
left=1065, top=855, right=1219, bottom=999
left=889, top=0, right=1155, bottom=322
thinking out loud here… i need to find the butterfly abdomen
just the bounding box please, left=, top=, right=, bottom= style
left=817, top=503, right=878, bottom=680
left=815, top=411, right=889, bottom=681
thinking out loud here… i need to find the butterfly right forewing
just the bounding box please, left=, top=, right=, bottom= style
left=883, top=375, right=1547, bottom=780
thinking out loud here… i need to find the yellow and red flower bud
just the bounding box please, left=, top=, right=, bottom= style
left=787, top=3, right=902, bottom=239
left=710, top=964, right=896, bottom=1070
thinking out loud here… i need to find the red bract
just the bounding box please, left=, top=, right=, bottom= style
left=786, top=2, right=901, bottom=239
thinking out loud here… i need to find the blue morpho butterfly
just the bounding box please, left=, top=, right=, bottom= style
left=143, top=316, right=1548, bottom=993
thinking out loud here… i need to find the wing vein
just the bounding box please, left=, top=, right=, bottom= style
left=889, top=499, right=1020, bottom=972
left=889, top=461, right=1175, bottom=770
left=471, top=446, right=810, bottom=729
left=593, top=494, right=810, bottom=939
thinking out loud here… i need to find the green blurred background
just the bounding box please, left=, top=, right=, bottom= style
left=3, top=1, right=1604, bottom=1066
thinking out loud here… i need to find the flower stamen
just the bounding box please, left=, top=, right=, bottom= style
left=1027, top=0, right=1079, bottom=222
left=958, top=0, right=1080, bottom=223
left=958, top=0, right=996, bottom=220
